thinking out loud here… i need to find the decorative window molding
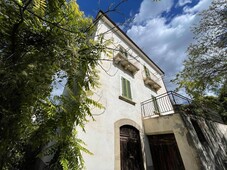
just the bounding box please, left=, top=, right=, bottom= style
left=113, top=45, right=139, bottom=75
left=143, top=66, right=161, bottom=91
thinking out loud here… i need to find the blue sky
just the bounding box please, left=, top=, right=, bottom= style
left=53, top=0, right=212, bottom=96
left=77, top=0, right=142, bottom=23
left=77, top=0, right=202, bottom=24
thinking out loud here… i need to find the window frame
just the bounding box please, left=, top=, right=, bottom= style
left=144, top=65, right=151, bottom=78
left=118, top=45, right=128, bottom=58
left=120, top=76, right=132, bottom=100
left=119, top=75, right=135, bottom=100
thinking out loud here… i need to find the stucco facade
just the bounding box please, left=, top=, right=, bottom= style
left=77, top=12, right=203, bottom=170
left=78, top=12, right=165, bottom=170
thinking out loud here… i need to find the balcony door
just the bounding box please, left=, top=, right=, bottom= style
left=120, top=125, right=144, bottom=170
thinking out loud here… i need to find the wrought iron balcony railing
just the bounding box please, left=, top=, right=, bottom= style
left=141, top=91, right=223, bottom=123
left=141, top=91, right=191, bottom=117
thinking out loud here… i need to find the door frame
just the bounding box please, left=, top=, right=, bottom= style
left=114, top=119, right=145, bottom=170
left=147, top=133, right=185, bottom=170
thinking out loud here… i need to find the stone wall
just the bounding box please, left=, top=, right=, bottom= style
left=181, top=113, right=227, bottom=170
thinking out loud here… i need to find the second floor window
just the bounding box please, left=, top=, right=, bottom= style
left=144, top=66, right=150, bottom=78
left=121, top=77, right=132, bottom=100
left=119, top=45, right=128, bottom=58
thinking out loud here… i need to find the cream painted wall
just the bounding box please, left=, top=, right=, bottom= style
left=77, top=17, right=168, bottom=170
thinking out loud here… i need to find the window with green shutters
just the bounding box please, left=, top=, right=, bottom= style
left=144, top=66, right=150, bottom=78
left=119, top=45, right=128, bottom=58
left=121, top=77, right=132, bottom=100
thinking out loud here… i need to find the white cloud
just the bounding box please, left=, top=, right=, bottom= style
left=134, top=0, right=174, bottom=23
left=183, top=0, right=212, bottom=13
left=127, top=0, right=212, bottom=91
left=177, top=0, right=192, bottom=7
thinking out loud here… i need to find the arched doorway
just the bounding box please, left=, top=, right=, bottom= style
left=120, top=125, right=144, bottom=170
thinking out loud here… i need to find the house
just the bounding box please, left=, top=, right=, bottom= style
left=76, top=11, right=212, bottom=170
left=36, top=10, right=227, bottom=170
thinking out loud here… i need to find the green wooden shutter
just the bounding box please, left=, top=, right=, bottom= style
left=122, top=77, right=127, bottom=97
left=119, top=46, right=127, bottom=58
left=119, top=46, right=124, bottom=53
left=124, top=49, right=128, bottom=58
left=144, top=66, right=150, bottom=78
left=126, top=80, right=132, bottom=99
left=121, top=77, right=132, bottom=100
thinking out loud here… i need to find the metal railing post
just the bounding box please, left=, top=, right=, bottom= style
left=171, top=91, right=177, bottom=105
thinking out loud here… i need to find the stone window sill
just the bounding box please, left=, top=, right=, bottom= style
left=119, top=96, right=136, bottom=105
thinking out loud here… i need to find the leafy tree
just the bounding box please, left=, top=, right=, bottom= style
left=173, top=0, right=227, bottom=98
left=0, top=0, right=106, bottom=169
left=188, top=82, right=227, bottom=123
left=218, top=81, right=227, bottom=123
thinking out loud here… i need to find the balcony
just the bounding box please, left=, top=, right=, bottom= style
left=141, top=91, right=191, bottom=118
left=113, top=48, right=139, bottom=75
left=142, top=70, right=161, bottom=91
left=141, top=91, right=223, bottom=123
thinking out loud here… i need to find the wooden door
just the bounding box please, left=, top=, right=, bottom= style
left=120, top=125, right=144, bottom=170
left=148, top=134, right=185, bottom=170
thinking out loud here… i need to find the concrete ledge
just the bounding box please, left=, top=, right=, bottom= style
left=119, top=95, right=136, bottom=105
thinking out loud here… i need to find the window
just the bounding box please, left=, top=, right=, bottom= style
left=144, top=66, right=150, bottom=78
left=143, top=66, right=161, bottom=91
left=113, top=45, right=139, bottom=75
left=121, top=77, right=132, bottom=100
left=119, top=45, right=128, bottom=58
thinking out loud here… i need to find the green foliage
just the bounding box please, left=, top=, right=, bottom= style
left=173, top=0, right=227, bottom=98
left=0, top=0, right=106, bottom=169
left=177, top=84, right=227, bottom=123
left=190, top=82, right=227, bottom=123
left=218, top=82, right=227, bottom=123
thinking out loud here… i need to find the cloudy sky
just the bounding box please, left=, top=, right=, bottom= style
left=127, top=0, right=212, bottom=91
left=77, top=0, right=212, bottom=92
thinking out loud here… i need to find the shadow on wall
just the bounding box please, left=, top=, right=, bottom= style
left=181, top=113, right=227, bottom=170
